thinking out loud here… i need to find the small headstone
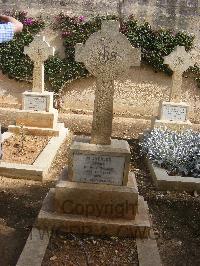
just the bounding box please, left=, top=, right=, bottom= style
left=161, top=102, right=188, bottom=122
left=76, top=20, right=141, bottom=145
left=23, top=36, right=55, bottom=113
left=164, top=46, right=195, bottom=102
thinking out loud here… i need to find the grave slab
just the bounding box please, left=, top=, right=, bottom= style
left=0, top=124, right=68, bottom=181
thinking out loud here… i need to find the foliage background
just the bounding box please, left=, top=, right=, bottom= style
left=0, top=11, right=199, bottom=93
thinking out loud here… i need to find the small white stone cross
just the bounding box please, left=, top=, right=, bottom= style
left=164, top=46, right=195, bottom=102
left=24, top=35, right=55, bottom=93
left=76, top=20, right=141, bottom=145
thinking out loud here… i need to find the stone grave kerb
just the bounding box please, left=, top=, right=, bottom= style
left=24, top=35, right=55, bottom=93
left=163, top=46, right=195, bottom=102
left=75, top=20, right=141, bottom=145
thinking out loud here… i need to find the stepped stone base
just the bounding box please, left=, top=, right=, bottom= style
left=15, top=109, right=58, bottom=128
left=8, top=124, right=60, bottom=137
left=55, top=170, right=138, bottom=220
left=36, top=189, right=150, bottom=237
left=36, top=169, right=151, bottom=238
left=153, top=119, right=192, bottom=131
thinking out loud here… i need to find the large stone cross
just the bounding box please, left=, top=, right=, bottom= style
left=24, top=35, right=55, bottom=93
left=164, top=46, right=195, bottom=102
left=189, top=39, right=200, bottom=67
left=75, top=20, right=141, bottom=145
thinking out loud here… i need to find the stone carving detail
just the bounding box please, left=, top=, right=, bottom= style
left=189, top=39, right=200, bottom=67
left=163, top=46, right=195, bottom=102
left=75, top=20, right=141, bottom=145
left=24, top=35, right=55, bottom=93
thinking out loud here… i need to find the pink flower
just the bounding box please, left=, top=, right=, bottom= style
left=78, top=15, right=85, bottom=22
left=23, top=18, right=34, bottom=26
left=62, top=31, right=72, bottom=38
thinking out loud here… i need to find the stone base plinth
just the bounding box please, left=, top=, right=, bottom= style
left=8, top=122, right=63, bottom=137
left=55, top=169, right=138, bottom=220
left=15, top=109, right=58, bottom=129
left=36, top=189, right=150, bottom=238
left=153, top=119, right=192, bottom=131
left=22, top=91, right=54, bottom=112
left=68, top=136, right=131, bottom=186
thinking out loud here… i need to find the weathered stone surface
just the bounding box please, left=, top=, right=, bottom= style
left=22, top=91, right=54, bottom=112
left=163, top=46, right=195, bottom=101
left=55, top=171, right=138, bottom=220
left=16, top=109, right=58, bottom=128
left=76, top=20, right=141, bottom=145
left=24, top=35, right=55, bottom=93
left=68, top=136, right=131, bottom=186
left=16, top=228, right=50, bottom=266
left=37, top=189, right=151, bottom=237
left=0, top=1, right=198, bottom=34
left=190, top=39, right=200, bottom=67
left=159, top=101, right=190, bottom=122
left=153, top=119, right=192, bottom=132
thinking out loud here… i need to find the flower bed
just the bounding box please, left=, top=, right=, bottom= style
left=140, top=129, right=200, bottom=191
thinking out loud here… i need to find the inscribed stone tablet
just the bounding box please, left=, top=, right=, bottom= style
left=162, top=104, right=187, bottom=122
left=24, top=95, right=47, bottom=111
left=73, top=154, right=125, bottom=185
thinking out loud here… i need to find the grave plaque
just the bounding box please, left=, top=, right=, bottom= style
left=162, top=104, right=187, bottom=122
left=24, top=95, right=47, bottom=112
left=73, top=153, right=125, bottom=185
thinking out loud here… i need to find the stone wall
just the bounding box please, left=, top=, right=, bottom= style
left=0, top=0, right=199, bottom=35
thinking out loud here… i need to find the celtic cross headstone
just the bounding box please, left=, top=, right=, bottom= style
left=24, top=35, right=55, bottom=93
left=164, top=46, right=195, bottom=102
left=75, top=20, right=141, bottom=145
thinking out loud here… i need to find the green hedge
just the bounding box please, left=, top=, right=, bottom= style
left=0, top=11, right=199, bottom=93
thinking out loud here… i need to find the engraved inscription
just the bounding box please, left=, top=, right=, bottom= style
left=24, top=95, right=47, bottom=111
left=162, top=104, right=187, bottom=122
left=73, top=154, right=125, bottom=185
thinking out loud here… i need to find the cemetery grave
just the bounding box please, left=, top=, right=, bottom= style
left=0, top=35, right=69, bottom=181
left=0, top=9, right=199, bottom=266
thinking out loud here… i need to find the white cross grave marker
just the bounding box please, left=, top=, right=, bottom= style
left=164, top=46, right=195, bottom=102
left=75, top=20, right=141, bottom=145
left=24, top=35, right=55, bottom=93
